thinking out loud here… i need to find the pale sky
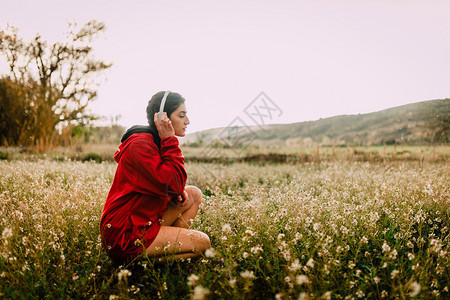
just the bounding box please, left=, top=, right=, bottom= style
left=1, top=0, right=449, bottom=135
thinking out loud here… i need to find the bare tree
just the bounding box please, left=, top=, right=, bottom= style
left=0, top=20, right=112, bottom=148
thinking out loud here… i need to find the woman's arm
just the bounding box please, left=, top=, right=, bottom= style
left=119, top=112, right=186, bottom=198
left=127, top=136, right=187, bottom=197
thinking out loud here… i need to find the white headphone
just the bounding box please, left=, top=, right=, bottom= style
left=158, top=90, right=171, bottom=124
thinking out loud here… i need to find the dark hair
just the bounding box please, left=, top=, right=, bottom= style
left=146, top=91, right=185, bottom=131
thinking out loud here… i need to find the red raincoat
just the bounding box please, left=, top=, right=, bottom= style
left=100, top=133, right=186, bottom=262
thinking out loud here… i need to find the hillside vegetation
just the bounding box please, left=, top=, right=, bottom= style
left=183, top=99, right=449, bottom=147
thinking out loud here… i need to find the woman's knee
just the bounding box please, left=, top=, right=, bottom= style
left=191, top=230, right=211, bottom=251
left=201, top=231, right=211, bottom=249
left=186, top=186, right=203, bottom=206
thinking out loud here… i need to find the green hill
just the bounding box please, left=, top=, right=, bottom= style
left=183, top=99, right=449, bottom=147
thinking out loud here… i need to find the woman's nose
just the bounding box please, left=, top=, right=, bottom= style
left=185, top=116, right=190, bottom=125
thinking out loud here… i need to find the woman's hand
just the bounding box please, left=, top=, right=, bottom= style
left=175, top=189, right=189, bottom=207
left=154, top=112, right=175, bottom=139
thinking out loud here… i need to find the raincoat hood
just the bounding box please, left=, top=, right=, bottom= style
left=121, top=125, right=161, bottom=144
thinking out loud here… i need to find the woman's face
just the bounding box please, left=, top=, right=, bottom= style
left=169, top=103, right=190, bottom=137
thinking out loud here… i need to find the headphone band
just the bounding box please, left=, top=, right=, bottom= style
left=158, top=90, right=171, bottom=124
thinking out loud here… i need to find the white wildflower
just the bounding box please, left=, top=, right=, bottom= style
left=205, top=248, right=216, bottom=258
left=118, top=269, right=132, bottom=282
left=289, top=259, right=301, bottom=272
left=430, top=239, right=442, bottom=252
left=298, top=293, right=309, bottom=300
left=222, top=224, right=232, bottom=233
left=306, top=258, right=314, bottom=268
left=245, top=229, right=254, bottom=236
left=388, top=249, right=397, bottom=260
left=192, top=285, right=210, bottom=300
left=356, top=290, right=365, bottom=298
left=240, top=270, right=254, bottom=279
left=408, top=281, right=421, bottom=297
left=2, top=228, right=12, bottom=239
left=296, top=275, right=310, bottom=285
left=340, top=226, right=349, bottom=235
left=129, top=285, right=141, bottom=294
left=250, top=245, right=263, bottom=254
left=229, top=278, right=236, bottom=287
left=187, top=274, right=199, bottom=286
left=322, top=291, right=332, bottom=300
left=348, top=261, right=356, bottom=269
left=382, top=242, right=391, bottom=253
left=313, top=223, right=320, bottom=231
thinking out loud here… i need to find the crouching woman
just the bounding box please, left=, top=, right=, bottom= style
left=100, top=91, right=211, bottom=263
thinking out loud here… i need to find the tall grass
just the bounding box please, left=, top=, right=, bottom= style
left=1, top=144, right=448, bottom=164
left=0, top=160, right=448, bottom=299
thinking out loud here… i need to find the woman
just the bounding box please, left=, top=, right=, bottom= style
left=100, top=91, right=211, bottom=263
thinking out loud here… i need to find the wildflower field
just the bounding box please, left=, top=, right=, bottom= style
left=0, top=157, right=448, bottom=299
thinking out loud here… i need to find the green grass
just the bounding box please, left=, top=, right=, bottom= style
left=0, top=159, right=448, bottom=299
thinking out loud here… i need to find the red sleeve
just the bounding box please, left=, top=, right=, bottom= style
left=123, top=135, right=187, bottom=197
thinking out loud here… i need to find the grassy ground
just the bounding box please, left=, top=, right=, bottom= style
left=0, top=157, right=448, bottom=299
left=1, top=144, right=448, bottom=164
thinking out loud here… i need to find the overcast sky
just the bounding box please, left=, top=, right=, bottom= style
left=1, top=0, right=449, bottom=134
